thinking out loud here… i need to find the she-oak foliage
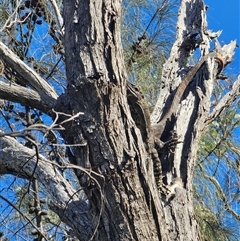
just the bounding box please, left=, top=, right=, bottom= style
left=0, top=0, right=239, bottom=240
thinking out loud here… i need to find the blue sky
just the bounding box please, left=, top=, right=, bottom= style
left=203, top=1, right=240, bottom=238
left=205, top=0, right=240, bottom=74
left=0, top=1, right=239, bottom=240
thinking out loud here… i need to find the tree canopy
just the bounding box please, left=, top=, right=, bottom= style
left=0, top=0, right=239, bottom=240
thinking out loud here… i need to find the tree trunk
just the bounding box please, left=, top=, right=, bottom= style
left=54, top=0, right=224, bottom=240
left=56, top=1, right=164, bottom=240
left=0, top=0, right=237, bottom=240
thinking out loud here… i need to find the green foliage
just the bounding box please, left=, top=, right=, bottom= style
left=194, top=80, right=240, bottom=241
left=0, top=1, right=68, bottom=240
left=122, top=0, right=179, bottom=106
left=0, top=0, right=239, bottom=240
left=0, top=1, right=180, bottom=239
left=195, top=204, right=235, bottom=241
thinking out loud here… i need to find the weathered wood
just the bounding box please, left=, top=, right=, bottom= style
left=0, top=42, right=58, bottom=99
left=0, top=0, right=237, bottom=240
left=0, top=82, right=55, bottom=113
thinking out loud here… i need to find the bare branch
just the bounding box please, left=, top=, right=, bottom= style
left=0, top=133, right=73, bottom=199
left=49, top=0, right=64, bottom=30
left=204, top=75, right=240, bottom=127
left=0, top=82, right=56, bottom=113
left=0, top=42, right=58, bottom=100
left=0, top=195, right=49, bottom=241
left=199, top=163, right=240, bottom=222
left=215, top=40, right=237, bottom=66
left=0, top=133, right=94, bottom=240
left=0, top=1, right=21, bottom=32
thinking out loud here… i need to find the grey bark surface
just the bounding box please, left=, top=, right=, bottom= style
left=0, top=0, right=238, bottom=240
left=56, top=0, right=213, bottom=240
left=0, top=42, right=58, bottom=99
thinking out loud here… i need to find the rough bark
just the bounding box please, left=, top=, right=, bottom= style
left=55, top=0, right=164, bottom=240
left=54, top=0, right=231, bottom=240
left=0, top=0, right=238, bottom=240
left=0, top=82, right=56, bottom=113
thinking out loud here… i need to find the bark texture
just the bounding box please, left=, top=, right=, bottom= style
left=56, top=0, right=219, bottom=240
left=56, top=0, right=163, bottom=239
left=0, top=0, right=238, bottom=240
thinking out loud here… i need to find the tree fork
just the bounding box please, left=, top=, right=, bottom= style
left=54, top=0, right=233, bottom=240
left=57, top=0, right=166, bottom=240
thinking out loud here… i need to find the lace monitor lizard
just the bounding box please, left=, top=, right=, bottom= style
left=127, top=51, right=224, bottom=193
